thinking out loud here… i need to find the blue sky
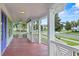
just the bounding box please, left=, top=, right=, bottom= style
left=59, top=3, right=79, bottom=22
left=41, top=3, right=79, bottom=25
left=41, top=17, right=47, bottom=25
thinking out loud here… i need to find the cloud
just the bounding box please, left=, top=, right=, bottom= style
left=59, top=3, right=79, bottom=22
left=75, top=3, right=79, bottom=7
left=58, top=11, right=66, bottom=17
left=74, top=10, right=79, bottom=14
left=58, top=11, right=65, bottom=16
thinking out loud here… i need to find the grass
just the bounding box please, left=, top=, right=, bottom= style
left=60, top=39, right=79, bottom=46
left=41, top=34, right=48, bottom=44
left=56, top=36, right=79, bottom=46
left=41, top=37, right=48, bottom=44
left=56, top=35, right=79, bottom=42
left=56, top=30, right=79, bottom=46
left=62, top=30, right=79, bottom=36
left=65, top=31, right=79, bottom=36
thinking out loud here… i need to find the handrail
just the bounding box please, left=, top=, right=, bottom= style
left=51, top=40, right=79, bottom=53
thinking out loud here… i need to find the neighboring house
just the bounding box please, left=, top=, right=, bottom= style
left=71, top=26, right=79, bottom=31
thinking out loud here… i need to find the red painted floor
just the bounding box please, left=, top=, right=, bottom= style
left=3, top=38, right=48, bottom=56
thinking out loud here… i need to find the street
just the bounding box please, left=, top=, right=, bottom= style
left=56, top=33, right=79, bottom=40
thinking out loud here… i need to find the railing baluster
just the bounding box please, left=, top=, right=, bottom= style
left=51, top=41, right=79, bottom=56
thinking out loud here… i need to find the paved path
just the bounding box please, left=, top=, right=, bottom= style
left=56, top=33, right=79, bottom=40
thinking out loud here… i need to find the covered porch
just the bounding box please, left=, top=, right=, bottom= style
left=0, top=3, right=79, bottom=56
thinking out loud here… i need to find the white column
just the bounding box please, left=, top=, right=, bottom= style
left=38, top=20, right=41, bottom=44
left=31, top=20, right=34, bottom=42
left=27, top=23, right=29, bottom=34
left=27, top=22, right=30, bottom=34
left=29, top=22, right=32, bottom=41
left=27, top=22, right=31, bottom=40
left=19, top=23, right=22, bottom=38
left=48, top=8, right=56, bottom=56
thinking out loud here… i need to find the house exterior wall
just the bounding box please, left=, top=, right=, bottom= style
left=71, top=26, right=79, bottom=31
left=0, top=3, right=13, bottom=55
left=77, top=26, right=79, bottom=31
left=0, top=4, right=1, bottom=56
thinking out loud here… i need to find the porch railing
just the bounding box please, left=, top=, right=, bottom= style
left=51, top=41, right=79, bottom=56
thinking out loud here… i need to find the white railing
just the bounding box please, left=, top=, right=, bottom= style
left=32, top=34, right=39, bottom=42
left=51, top=41, right=79, bottom=56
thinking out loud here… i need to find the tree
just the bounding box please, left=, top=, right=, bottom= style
left=71, top=21, right=77, bottom=27
left=77, top=20, right=79, bottom=26
left=35, top=21, right=39, bottom=30
left=33, top=20, right=39, bottom=30
left=61, top=24, right=63, bottom=30
left=65, top=21, right=71, bottom=30
left=21, top=22, right=27, bottom=30
left=55, top=13, right=62, bottom=31
left=41, top=25, right=43, bottom=31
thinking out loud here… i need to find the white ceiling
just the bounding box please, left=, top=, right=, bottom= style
left=4, top=3, right=53, bottom=21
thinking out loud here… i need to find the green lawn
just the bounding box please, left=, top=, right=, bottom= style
left=56, top=35, right=79, bottom=42
left=65, top=31, right=79, bottom=36
left=60, top=39, right=79, bottom=46
left=57, top=30, right=79, bottom=46
left=62, top=30, right=79, bottom=36
left=56, top=35, right=79, bottom=46
left=41, top=34, right=48, bottom=44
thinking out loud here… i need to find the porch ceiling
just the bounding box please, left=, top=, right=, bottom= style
left=4, top=3, right=53, bottom=21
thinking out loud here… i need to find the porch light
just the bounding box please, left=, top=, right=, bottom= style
left=20, top=11, right=24, bottom=14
